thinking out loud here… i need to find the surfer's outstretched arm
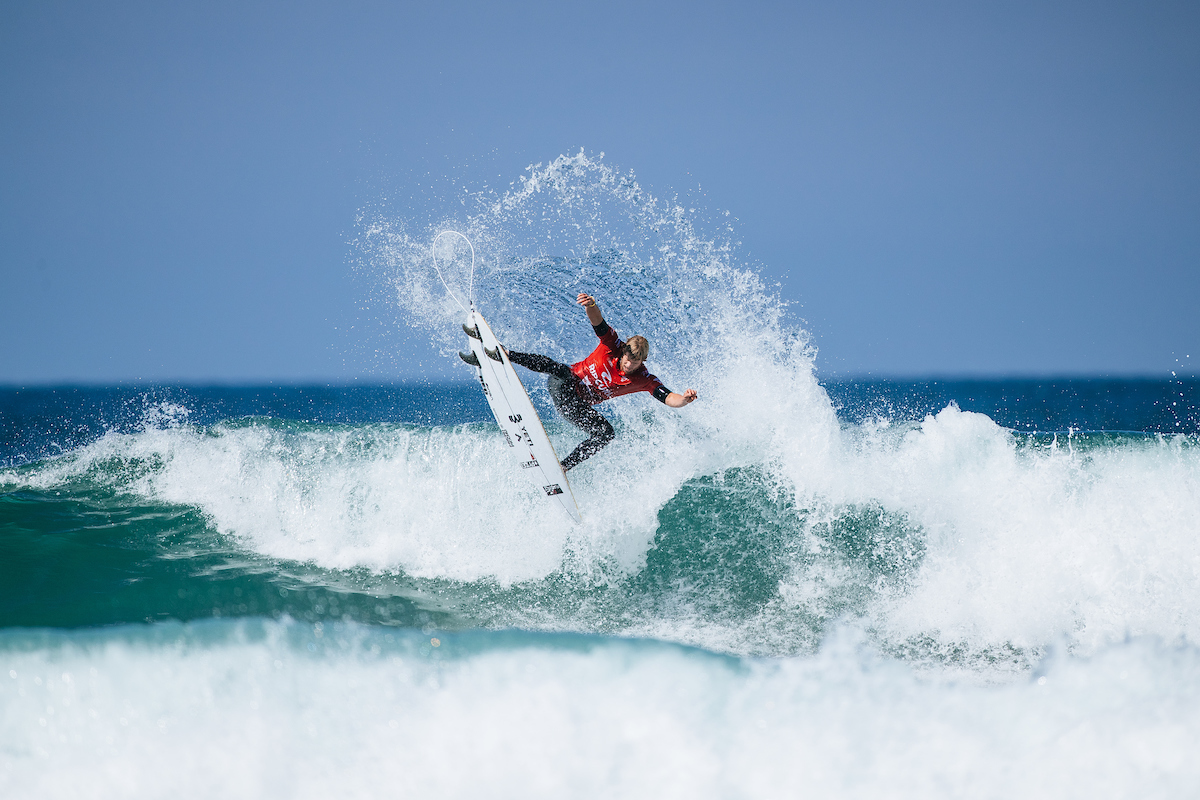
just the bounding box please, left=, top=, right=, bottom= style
left=663, top=389, right=698, bottom=408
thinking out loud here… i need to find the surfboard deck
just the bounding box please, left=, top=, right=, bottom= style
left=463, top=308, right=581, bottom=524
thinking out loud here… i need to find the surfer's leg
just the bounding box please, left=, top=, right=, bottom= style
left=559, top=405, right=614, bottom=471
left=560, top=419, right=614, bottom=470
left=506, top=350, right=575, bottom=381
left=546, top=377, right=614, bottom=471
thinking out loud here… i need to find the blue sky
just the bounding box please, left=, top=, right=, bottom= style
left=2, top=0, right=1197, bottom=382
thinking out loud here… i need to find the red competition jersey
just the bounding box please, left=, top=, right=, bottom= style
left=570, top=324, right=665, bottom=405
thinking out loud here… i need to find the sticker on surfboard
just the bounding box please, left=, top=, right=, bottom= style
left=461, top=308, right=581, bottom=523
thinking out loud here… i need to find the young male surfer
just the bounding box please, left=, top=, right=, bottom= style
left=461, top=293, right=698, bottom=471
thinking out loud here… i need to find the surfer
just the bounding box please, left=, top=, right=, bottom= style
left=461, top=293, right=697, bottom=471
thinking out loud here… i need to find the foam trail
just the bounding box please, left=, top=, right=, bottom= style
left=1, top=620, right=1197, bottom=799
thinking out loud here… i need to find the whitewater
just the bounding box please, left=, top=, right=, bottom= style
left=3, top=153, right=1199, bottom=797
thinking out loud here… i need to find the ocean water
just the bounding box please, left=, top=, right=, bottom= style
left=4, top=154, right=1200, bottom=797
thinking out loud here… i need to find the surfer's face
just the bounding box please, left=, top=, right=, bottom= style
left=619, top=354, right=643, bottom=375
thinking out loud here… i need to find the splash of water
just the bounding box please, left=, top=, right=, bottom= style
left=350, top=152, right=1200, bottom=660
left=7, top=153, right=1198, bottom=665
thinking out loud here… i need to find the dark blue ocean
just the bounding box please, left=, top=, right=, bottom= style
left=4, top=156, right=1198, bottom=797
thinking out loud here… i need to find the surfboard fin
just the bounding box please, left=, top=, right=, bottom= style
left=484, top=346, right=504, bottom=363
left=458, top=350, right=480, bottom=367
left=462, top=323, right=482, bottom=340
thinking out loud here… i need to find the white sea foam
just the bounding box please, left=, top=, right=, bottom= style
left=829, top=409, right=1200, bottom=652
left=4, top=420, right=578, bottom=584
left=11, top=387, right=1196, bottom=660
left=1, top=620, right=1196, bottom=799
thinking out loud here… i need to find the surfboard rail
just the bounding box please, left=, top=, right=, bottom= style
left=464, top=307, right=581, bottom=524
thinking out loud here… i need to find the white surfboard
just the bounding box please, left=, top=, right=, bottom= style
left=463, top=307, right=582, bottom=524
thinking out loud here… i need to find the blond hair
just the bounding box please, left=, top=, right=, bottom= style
left=623, top=335, right=649, bottom=361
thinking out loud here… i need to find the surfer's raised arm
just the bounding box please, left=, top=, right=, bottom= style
left=576, top=292, right=604, bottom=327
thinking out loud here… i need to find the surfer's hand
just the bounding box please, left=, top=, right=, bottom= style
left=665, top=389, right=698, bottom=408
left=578, top=293, right=604, bottom=326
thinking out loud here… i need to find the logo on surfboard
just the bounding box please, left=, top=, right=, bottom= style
left=455, top=301, right=578, bottom=523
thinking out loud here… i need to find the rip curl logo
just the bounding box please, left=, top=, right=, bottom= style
left=583, top=357, right=630, bottom=399
left=543, top=484, right=563, bottom=496
left=508, top=414, right=522, bottom=423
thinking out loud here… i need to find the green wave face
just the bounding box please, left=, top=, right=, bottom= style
left=0, top=468, right=921, bottom=652
left=0, top=485, right=431, bottom=631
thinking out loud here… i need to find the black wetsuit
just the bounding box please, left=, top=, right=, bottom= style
left=504, top=350, right=615, bottom=471
left=507, top=319, right=675, bottom=471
